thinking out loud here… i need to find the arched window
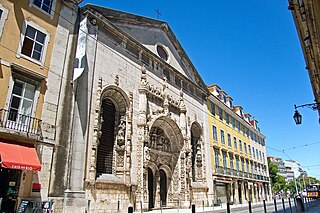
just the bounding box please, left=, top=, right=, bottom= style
left=96, top=99, right=116, bottom=176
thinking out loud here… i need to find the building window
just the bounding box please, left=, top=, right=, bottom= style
left=241, top=159, right=245, bottom=172
left=0, top=4, right=8, bottom=38
left=218, top=107, right=223, bottom=120
left=232, top=117, right=235, bottom=128
left=157, top=45, right=168, bottom=61
left=210, top=101, right=215, bottom=116
left=236, top=157, right=239, bottom=171
left=246, top=161, right=250, bottom=173
left=233, top=137, right=237, bottom=150
left=220, top=129, right=225, bottom=144
left=252, top=147, right=255, bottom=158
left=244, top=142, right=247, bottom=154
left=18, top=21, right=50, bottom=65
left=259, top=151, right=262, bottom=161
left=22, top=25, right=46, bottom=61
left=7, top=80, right=36, bottom=131
left=226, top=113, right=229, bottom=124
left=222, top=152, right=227, bottom=169
left=214, top=149, right=220, bottom=167
left=230, top=156, right=234, bottom=170
left=163, top=69, right=171, bottom=81
left=227, top=133, right=231, bottom=147
left=212, top=125, right=218, bottom=141
left=239, top=140, right=242, bottom=152
left=33, top=0, right=53, bottom=13
left=248, top=145, right=251, bottom=155
left=256, top=150, right=259, bottom=160
left=237, top=120, right=240, bottom=131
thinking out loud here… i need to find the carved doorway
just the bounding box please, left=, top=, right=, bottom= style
left=159, top=169, right=167, bottom=207
left=148, top=168, right=154, bottom=209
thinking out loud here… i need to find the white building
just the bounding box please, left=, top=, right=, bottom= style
left=61, top=5, right=212, bottom=212
left=284, top=160, right=307, bottom=178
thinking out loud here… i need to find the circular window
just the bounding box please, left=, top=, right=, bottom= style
left=156, top=45, right=168, bottom=61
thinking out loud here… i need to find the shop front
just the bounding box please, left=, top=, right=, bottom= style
left=0, top=142, right=41, bottom=212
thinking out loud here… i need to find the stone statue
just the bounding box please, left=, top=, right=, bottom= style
left=117, top=116, right=126, bottom=145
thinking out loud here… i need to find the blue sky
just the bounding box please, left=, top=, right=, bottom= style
left=80, top=1, right=320, bottom=178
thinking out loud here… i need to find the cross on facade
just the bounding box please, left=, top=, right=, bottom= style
left=155, top=9, right=161, bottom=19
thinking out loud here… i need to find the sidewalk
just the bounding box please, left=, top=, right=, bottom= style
left=134, top=201, right=274, bottom=213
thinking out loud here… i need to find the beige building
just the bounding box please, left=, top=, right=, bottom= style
left=0, top=0, right=81, bottom=212
left=207, top=84, right=271, bottom=206
left=288, top=0, right=320, bottom=116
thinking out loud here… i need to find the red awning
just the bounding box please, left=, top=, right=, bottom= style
left=0, top=142, right=41, bottom=171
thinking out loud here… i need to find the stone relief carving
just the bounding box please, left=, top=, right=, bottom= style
left=117, top=115, right=126, bottom=146
left=148, top=127, right=171, bottom=152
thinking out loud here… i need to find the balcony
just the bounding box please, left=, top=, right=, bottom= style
left=0, top=109, right=42, bottom=139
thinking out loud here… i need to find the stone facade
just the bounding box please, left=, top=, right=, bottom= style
left=61, top=5, right=212, bottom=212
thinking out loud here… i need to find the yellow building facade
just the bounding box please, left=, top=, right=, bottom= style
left=0, top=0, right=80, bottom=212
left=207, top=84, right=271, bottom=206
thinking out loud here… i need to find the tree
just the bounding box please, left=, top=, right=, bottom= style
left=268, top=159, right=278, bottom=187
left=268, top=159, right=287, bottom=194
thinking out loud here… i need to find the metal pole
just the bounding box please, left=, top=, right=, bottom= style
left=294, top=197, right=297, bottom=212
left=117, top=200, right=120, bottom=213
left=274, top=198, right=278, bottom=213
left=128, top=206, right=133, bottom=213
left=248, top=201, right=252, bottom=213
left=288, top=198, right=292, bottom=213
left=202, top=200, right=204, bottom=212
left=226, top=202, right=230, bottom=213
left=191, top=204, right=196, bottom=213
left=282, top=198, right=286, bottom=213
left=140, top=201, right=142, bottom=213
left=263, top=200, right=267, bottom=213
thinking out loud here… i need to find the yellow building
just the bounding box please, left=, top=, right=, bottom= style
left=288, top=0, right=320, bottom=116
left=207, top=84, right=271, bottom=205
left=0, top=0, right=80, bottom=212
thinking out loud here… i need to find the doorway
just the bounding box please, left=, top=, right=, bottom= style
left=0, top=168, right=21, bottom=212
left=148, top=168, right=154, bottom=209
left=159, top=169, right=167, bottom=207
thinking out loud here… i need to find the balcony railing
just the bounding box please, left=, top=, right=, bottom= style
left=214, top=166, right=270, bottom=182
left=0, top=109, right=42, bottom=137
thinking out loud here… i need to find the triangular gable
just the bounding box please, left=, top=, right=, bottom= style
left=82, top=5, right=209, bottom=93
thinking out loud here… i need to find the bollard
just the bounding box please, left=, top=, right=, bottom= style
left=117, top=200, right=120, bottom=213
left=140, top=201, right=143, bottom=213
left=128, top=206, right=133, bottom=213
left=288, top=198, right=292, bottom=213
left=274, top=199, right=278, bottom=213
left=263, top=200, right=267, bottom=213
left=191, top=204, right=196, bottom=213
left=248, top=201, right=252, bottom=213
left=226, top=202, right=230, bottom=213
left=282, top=198, right=286, bottom=213
left=294, top=197, right=297, bottom=212
left=202, top=200, right=204, bottom=212
left=295, top=196, right=305, bottom=212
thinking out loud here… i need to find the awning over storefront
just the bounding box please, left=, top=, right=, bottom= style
left=0, top=142, right=41, bottom=171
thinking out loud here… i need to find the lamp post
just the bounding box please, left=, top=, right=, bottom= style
left=293, top=102, right=320, bottom=125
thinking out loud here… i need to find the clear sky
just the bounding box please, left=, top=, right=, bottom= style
left=80, top=1, right=320, bottom=178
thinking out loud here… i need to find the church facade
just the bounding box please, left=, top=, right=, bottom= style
left=61, top=5, right=213, bottom=212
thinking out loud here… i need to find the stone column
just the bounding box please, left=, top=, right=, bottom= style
left=233, top=181, right=239, bottom=204
left=136, top=65, right=148, bottom=210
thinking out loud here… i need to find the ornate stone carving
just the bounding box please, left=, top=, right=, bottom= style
left=148, top=127, right=171, bottom=152
left=116, top=116, right=126, bottom=146
left=115, top=74, right=119, bottom=86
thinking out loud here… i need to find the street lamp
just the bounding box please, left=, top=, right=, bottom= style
left=293, top=102, right=320, bottom=125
